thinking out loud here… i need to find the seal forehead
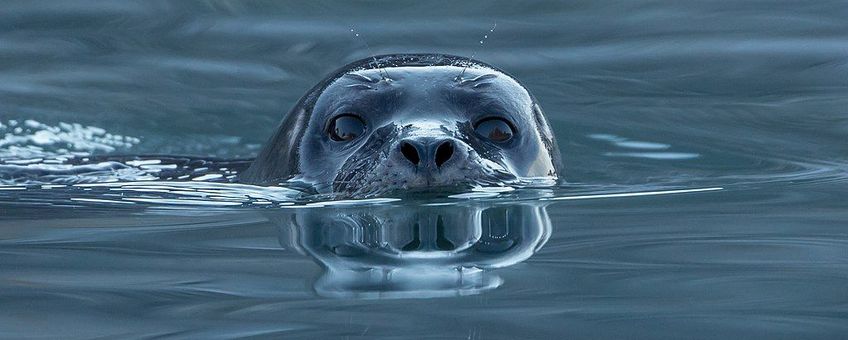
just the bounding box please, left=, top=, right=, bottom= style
left=319, top=65, right=532, bottom=109
left=310, top=65, right=536, bottom=130
left=339, top=65, right=520, bottom=88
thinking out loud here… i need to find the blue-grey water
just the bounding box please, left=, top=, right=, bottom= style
left=1, top=1, right=847, bottom=339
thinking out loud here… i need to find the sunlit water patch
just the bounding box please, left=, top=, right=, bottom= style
left=589, top=133, right=699, bottom=160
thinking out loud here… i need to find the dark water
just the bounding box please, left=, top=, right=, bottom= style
left=1, top=1, right=847, bottom=339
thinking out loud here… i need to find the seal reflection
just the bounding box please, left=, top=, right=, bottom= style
left=270, top=202, right=551, bottom=299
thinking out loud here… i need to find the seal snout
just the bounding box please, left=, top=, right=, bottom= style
left=398, top=137, right=456, bottom=170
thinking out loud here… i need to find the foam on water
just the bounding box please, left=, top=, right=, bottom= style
left=0, top=119, right=138, bottom=160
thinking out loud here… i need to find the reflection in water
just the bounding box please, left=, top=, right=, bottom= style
left=270, top=202, right=551, bottom=299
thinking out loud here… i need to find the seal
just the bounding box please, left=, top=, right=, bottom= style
left=242, top=54, right=562, bottom=197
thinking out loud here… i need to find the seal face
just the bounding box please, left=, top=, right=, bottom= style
left=243, top=54, right=562, bottom=197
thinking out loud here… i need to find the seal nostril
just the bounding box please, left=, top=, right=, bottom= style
left=435, top=141, right=454, bottom=167
left=400, top=142, right=420, bottom=165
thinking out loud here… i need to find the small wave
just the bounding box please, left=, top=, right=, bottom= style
left=0, top=181, right=304, bottom=210
left=604, top=152, right=701, bottom=160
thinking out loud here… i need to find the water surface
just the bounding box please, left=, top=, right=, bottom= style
left=1, top=1, right=847, bottom=339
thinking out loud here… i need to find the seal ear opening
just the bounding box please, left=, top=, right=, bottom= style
left=241, top=106, right=308, bottom=185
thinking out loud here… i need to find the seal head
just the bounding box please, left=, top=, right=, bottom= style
left=243, top=54, right=562, bottom=197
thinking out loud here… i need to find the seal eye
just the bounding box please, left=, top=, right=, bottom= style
left=474, top=118, right=514, bottom=143
left=328, top=114, right=366, bottom=142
